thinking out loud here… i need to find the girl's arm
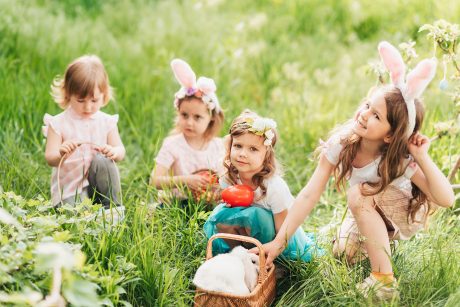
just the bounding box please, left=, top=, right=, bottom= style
left=100, top=127, right=125, bottom=162
left=273, top=210, right=288, bottom=233
left=254, top=154, right=335, bottom=265
left=45, top=126, right=80, bottom=167
left=149, top=165, right=209, bottom=191
left=409, top=133, right=454, bottom=207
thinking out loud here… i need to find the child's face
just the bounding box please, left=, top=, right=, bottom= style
left=177, top=98, right=212, bottom=139
left=353, top=90, right=392, bottom=143
left=230, top=132, right=267, bottom=177
left=69, top=86, right=104, bottom=118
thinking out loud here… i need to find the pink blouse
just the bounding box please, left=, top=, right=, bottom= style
left=155, top=133, right=225, bottom=175
left=43, top=107, right=119, bottom=205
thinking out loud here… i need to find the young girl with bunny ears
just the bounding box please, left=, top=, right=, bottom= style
left=150, top=59, right=225, bottom=203
left=256, top=42, right=455, bottom=300
left=43, top=55, right=125, bottom=208
left=204, top=110, right=323, bottom=262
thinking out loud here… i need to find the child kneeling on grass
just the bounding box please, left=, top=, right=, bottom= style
left=255, top=41, right=454, bottom=300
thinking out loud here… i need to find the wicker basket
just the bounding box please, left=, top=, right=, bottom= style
left=194, top=234, right=276, bottom=307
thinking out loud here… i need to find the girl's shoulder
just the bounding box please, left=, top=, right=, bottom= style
left=161, top=133, right=185, bottom=146
left=96, top=111, right=119, bottom=123
left=264, top=175, right=290, bottom=192
left=42, top=111, right=67, bottom=137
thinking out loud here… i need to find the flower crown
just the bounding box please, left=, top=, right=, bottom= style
left=238, top=117, right=277, bottom=146
left=171, top=59, right=221, bottom=112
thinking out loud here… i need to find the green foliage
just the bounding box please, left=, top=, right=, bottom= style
left=0, top=0, right=459, bottom=306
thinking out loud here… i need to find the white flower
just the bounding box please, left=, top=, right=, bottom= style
left=251, top=118, right=265, bottom=131
left=208, top=101, right=216, bottom=110
left=265, top=129, right=274, bottom=140
left=250, top=117, right=276, bottom=146
left=252, top=118, right=277, bottom=131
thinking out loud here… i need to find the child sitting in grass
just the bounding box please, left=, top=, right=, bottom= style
left=205, top=110, right=323, bottom=261
left=43, top=55, right=125, bottom=208
left=149, top=59, right=224, bottom=206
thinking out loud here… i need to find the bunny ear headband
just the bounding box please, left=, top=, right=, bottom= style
left=170, top=59, right=221, bottom=112
left=378, top=41, right=437, bottom=138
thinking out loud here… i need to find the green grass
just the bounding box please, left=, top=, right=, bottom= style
left=1, top=0, right=459, bottom=306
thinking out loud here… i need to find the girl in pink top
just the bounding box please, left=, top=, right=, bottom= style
left=43, top=55, right=125, bottom=208
left=150, top=59, right=225, bottom=202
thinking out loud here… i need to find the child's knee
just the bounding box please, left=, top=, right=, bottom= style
left=90, top=154, right=111, bottom=170
left=216, top=223, right=237, bottom=233
left=347, top=185, right=373, bottom=214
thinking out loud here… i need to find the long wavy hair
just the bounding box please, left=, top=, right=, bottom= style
left=223, top=110, right=279, bottom=198
left=325, top=85, right=430, bottom=223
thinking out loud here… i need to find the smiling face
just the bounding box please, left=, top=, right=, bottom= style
left=353, top=89, right=392, bottom=143
left=230, top=132, right=268, bottom=178
left=177, top=97, right=212, bottom=139
left=68, top=86, right=104, bottom=118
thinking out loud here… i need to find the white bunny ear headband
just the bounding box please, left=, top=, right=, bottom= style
left=170, top=59, right=221, bottom=112
left=378, top=41, right=437, bottom=138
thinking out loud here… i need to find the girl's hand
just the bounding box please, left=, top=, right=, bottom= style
left=249, top=239, right=285, bottom=268
left=186, top=174, right=211, bottom=191
left=197, top=187, right=221, bottom=203
left=408, top=133, right=430, bottom=161
left=59, top=140, right=81, bottom=157
left=97, top=144, right=118, bottom=160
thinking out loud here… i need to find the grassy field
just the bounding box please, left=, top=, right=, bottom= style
left=1, top=0, right=459, bottom=306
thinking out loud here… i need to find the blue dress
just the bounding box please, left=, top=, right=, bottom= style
left=203, top=176, right=324, bottom=262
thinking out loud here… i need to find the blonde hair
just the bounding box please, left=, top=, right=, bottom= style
left=171, top=96, right=224, bottom=141
left=223, top=110, right=280, bottom=198
left=320, top=85, right=430, bottom=223
left=50, top=55, right=113, bottom=109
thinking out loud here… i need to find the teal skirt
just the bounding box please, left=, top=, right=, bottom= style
left=203, top=203, right=324, bottom=262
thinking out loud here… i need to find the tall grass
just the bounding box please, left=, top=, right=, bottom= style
left=1, top=0, right=459, bottom=306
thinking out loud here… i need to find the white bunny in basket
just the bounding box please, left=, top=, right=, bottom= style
left=193, top=246, right=259, bottom=295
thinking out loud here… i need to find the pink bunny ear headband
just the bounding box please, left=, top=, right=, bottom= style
left=170, top=59, right=221, bottom=112
left=378, top=41, right=437, bottom=138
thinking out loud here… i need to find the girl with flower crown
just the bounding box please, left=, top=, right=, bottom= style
left=255, top=42, right=455, bottom=300
left=204, top=110, right=323, bottom=262
left=150, top=59, right=225, bottom=204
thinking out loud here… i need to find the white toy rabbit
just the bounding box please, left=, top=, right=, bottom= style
left=193, top=246, right=260, bottom=295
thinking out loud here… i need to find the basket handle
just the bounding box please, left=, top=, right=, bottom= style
left=206, top=233, right=268, bottom=283
left=57, top=141, right=98, bottom=206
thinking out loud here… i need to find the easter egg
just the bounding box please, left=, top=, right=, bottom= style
left=221, top=185, right=254, bottom=207
left=439, top=79, right=449, bottom=91
left=195, top=170, right=219, bottom=186
left=192, top=169, right=219, bottom=201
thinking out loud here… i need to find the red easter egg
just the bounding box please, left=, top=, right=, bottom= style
left=195, top=170, right=219, bottom=187
left=192, top=169, right=219, bottom=201
left=221, top=185, right=254, bottom=207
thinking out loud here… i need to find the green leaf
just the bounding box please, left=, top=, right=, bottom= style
left=63, top=278, right=101, bottom=307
